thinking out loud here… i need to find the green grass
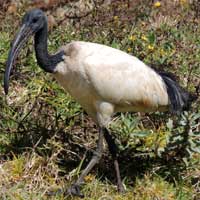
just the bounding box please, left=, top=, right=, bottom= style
left=0, top=1, right=200, bottom=199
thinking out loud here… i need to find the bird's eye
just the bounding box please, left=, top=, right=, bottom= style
left=32, top=18, right=38, bottom=23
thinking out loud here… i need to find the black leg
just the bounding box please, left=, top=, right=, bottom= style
left=67, top=127, right=104, bottom=197
left=103, top=128, right=125, bottom=193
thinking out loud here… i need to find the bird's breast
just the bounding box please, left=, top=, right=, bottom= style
left=53, top=59, right=99, bottom=118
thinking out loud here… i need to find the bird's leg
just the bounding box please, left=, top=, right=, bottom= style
left=67, top=127, right=104, bottom=197
left=103, top=128, right=125, bottom=193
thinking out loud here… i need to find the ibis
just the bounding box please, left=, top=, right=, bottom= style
left=4, top=9, right=196, bottom=197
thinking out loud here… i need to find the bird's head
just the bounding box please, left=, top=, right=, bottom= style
left=22, top=9, right=46, bottom=33
left=4, top=9, right=47, bottom=95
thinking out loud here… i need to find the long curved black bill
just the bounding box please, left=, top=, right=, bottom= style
left=4, top=24, right=33, bottom=95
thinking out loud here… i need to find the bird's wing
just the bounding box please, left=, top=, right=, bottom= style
left=77, top=42, right=169, bottom=109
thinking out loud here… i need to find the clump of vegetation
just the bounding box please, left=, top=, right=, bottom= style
left=0, top=0, right=199, bottom=199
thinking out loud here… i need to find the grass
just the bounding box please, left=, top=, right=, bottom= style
left=0, top=0, right=200, bottom=199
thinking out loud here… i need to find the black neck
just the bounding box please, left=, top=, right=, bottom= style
left=34, top=20, right=64, bottom=73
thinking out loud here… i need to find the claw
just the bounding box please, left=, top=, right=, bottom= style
left=66, top=184, right=84, bottom=198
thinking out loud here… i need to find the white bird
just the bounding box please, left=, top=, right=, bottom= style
left=4, top=9, right=196, bottom=197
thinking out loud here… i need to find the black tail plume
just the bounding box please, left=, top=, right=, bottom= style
left=159, top=71, right=197, bottom=114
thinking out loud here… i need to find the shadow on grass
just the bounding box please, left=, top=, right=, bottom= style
left=0, top=111, right=191, bottom=189
left=96, top=148, right=188, bottom=189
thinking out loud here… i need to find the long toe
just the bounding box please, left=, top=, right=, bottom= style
left=66, top=184, right=84, bottom=198
left=46, top=188, right=63, bottom=196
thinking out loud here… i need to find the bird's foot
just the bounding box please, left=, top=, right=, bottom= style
left=46, top=188, right=63, bottom=196
left=66, top=184, right=84, bottom=198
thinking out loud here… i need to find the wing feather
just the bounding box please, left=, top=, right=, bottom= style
left=79, top=42, right=169, bottom=108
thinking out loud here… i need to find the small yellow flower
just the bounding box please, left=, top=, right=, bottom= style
left=180, top=0, right=187, bottom=5
left=129, top=35, right=136, bottom=42
left=180, top=0, right=186, bottom=3
left=141, top=35, right=148, bottom=41
left=113, top=16, right=118, bottom=20
left=154, top=1, right=161, bottom=7
left=148, top=45, right=154, bottom=51
left=84, top=174, right=94, bottom=182
left=160, top=49, right=165, bottom=56
left=127, top=47, right=132, bottom=52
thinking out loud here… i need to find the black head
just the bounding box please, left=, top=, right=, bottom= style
left=4, top=9, right=47, bottom=94
left=22, top=9, right=46, bottom=33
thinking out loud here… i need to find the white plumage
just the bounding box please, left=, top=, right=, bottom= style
left=54, top=41, right=169, bottom=125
